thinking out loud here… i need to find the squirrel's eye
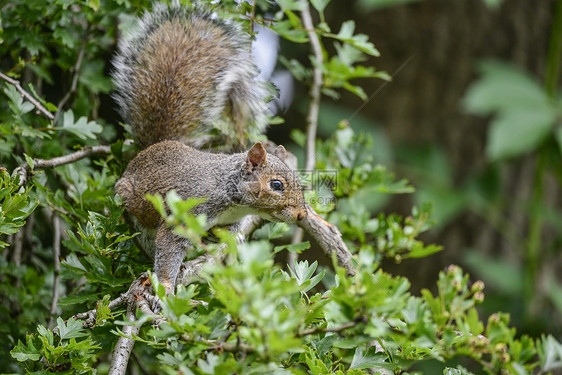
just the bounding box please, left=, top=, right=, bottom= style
left=269, top=179, right=284, bottom=192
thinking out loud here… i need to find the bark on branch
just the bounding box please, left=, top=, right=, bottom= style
left=0, top=71, right=55, bottom=120
left=290, top=4, right=325, bottom=265
left=108, top=302, right=140, bottom=375
left=48, top=214, right=62, bottom=329
left=299, top=204, right=356, bottom=276
left=14, top=145, right=112, bottom=186
left=301, top=3, right=323, bottom=171
left=73, top=294, right=127, bottom=328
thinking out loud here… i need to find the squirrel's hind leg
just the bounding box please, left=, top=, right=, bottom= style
left=154, top=225, right=190, bottom=294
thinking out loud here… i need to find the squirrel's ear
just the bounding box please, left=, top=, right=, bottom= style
left=246, top=142, right=267, bottom=170
left=273, top=145, right=287, bottom=162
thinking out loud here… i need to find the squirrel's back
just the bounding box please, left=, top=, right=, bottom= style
left=112, top=2, right=269, bottom=150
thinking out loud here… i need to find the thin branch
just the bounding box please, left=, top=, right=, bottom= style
left=0, top=72, right=55, bottom=120
left=105, top=275, right=154, bottom=375
left=108, top=301, right=140, bottom=375
left=73, top=294, right=126, bottom=328
left=14, top=145, right=112, bottom=186
left=24, top=211, right=35, bottom=250
left=10, top=228, right=24, bottom=267
left=48, top=214, right=62, bottom=329
left=34, top=145, right=112, bottom=169
left=9, top=229, right=24, bottom=290
left=293, top=4, right=324, bottom=269
left=299, top=204, right=356, bottom=276
left=136, top=295, right=166, bottom=327
left=301, top=3, right=323, bottom=171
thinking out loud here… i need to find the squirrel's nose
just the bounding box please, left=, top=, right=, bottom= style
left=296, top=210, right=306, bottom=221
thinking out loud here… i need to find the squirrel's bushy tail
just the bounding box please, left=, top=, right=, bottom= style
left=112, top=1, right=270, bottom=150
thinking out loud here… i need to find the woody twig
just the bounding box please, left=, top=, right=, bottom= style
left=13, top=145, right=113, bottom=186
left=0, top=72, right=55, bottom=120
left=291, top=3, right=325, bottom=262
left=299, top=205, right=356, bottom=277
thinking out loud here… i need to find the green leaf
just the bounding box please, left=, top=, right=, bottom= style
left=253, top=222, right=290, bottom=240
left=349, top=347, right=387, bottom=369
left=79, top=60, right=113, bottom=94
left=88, top=0, right=100, bottom=11
left=415, top=188, right=465, bottom=230
left=539, top=335, right=562, bottom=371
left=57, top=317, right=89, bottom=340
left=314, top=334, right=337, bottom=356
left=274, top=241, right=310, bottom=254
left=486, top=107, right=555, bottom=160
left=11, top=337, right=41, bottom=362
left=27, top=84, right=57, bottom=113
left=238, top=241, right=272, bottom=265
left=289, top=260, right=325, bottom=293
left=162, top=284, right=197, bottom=320
left=197, top=352, right=220, bottom=374
left=37, top=324, right=53, bottom=346
left=24, top=153, right=35, bottom=170
left=0, top=170, right=39, bottom=243
left=165, top=191, right=207, bottom=217
left=324, top=21, right=380, bottom=56
left=57, top=110, right=103, bottom=140
left=466, top=308, right=484, bottom=335
left=276, top=0, right=307, bottom=11
left=311, top=0, right=331, bottom=12
left=272, top=19, right=308, bottom=43
left=95, top=295, right=114, bottom=323
left=290, top=128, right=307, bottom=147
left=303, top=269, right=325, bottom=293
left=150, top=271, right=167, bottom=300
left=463, top=60, right=550, bottom=115
left=321, top=55, right=389, bottom=100
left=4, top=84, right=34, bottom=116
left=145, top=193, right=166, bottom=218
left=408, top=243, right=442, bottom=258
left=54, top=28, right=76, bottom=48
left=279, top=56, right=310, bottom=82
left=462, top=60, right=558, bottom=160
left=291, top=259, right=318, bottom=285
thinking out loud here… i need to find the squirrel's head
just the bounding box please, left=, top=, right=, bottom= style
left=240, top=142, right=307, bottom=223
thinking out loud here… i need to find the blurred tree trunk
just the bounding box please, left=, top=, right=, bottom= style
left=328, top=0, right=556, bottom=303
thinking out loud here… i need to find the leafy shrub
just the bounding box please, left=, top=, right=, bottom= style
left=1, top=0, right=561, bottom=374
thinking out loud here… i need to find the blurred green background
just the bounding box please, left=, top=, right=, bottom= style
left=270, top=0, right=562, bottom=339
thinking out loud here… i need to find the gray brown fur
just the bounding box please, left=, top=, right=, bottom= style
left=116, top=141, right=306, bottom=228
left=115, top=141, right=306, bottom=291
left=112, top=1, right=269, bottom=150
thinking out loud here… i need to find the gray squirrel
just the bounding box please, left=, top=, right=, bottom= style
left=112, top=1, right=307, bottom=293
